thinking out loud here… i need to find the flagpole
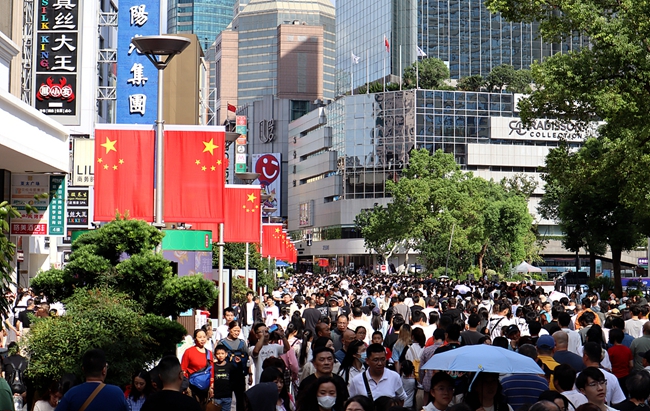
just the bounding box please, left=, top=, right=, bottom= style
left=399, top=44, right=402, bottom=91
left=350, top=54, right=354, bottom=96
left=245, top=242, right=250, bottom=287
left=383, top=50, right=386, bottom=92
left=218, top=222, right=225, bottom=323
left=366, top=49, right=369, bottom=94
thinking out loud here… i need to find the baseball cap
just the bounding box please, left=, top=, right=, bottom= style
left=536, top=335, right=555, bottom=350
left=638, top=351, right=650, bottom=362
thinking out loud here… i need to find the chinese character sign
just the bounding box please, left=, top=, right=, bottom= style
left=33, top=0, right=80, bottom=122
left=10, top=174, right=68, bottom=236
left=116, top=1, right=160, bottom=124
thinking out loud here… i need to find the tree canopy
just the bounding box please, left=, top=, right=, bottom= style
left=484, top=64, right=533, bottom=93
left=355, top=150, right=536, bottom=276
left=29, top=218, right=217, bottom=387
left=403, top=58, right=450, bottom=90
left=485, top=0, right=650, bottom=215
left=539, top=139, right=650, bottom=294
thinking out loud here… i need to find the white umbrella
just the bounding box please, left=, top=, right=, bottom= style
left=454, top=284, right=471, bottom=294
left=515, top=261, right=542, bottom=273
left=548, top=290, right=568, bottom=302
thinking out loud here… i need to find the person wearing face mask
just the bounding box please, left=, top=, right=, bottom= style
left=295, top=376, right=345, bottom=411
left=338, top=340, right=367, bottom=388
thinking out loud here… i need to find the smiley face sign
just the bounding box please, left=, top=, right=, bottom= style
left=254, top=154, right=280, bottom=185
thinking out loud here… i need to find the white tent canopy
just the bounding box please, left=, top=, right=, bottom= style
left=515, top=261, right=542, bottom=273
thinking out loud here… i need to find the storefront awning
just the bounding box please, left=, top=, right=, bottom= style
left=0, top=89, right=69, bottom=173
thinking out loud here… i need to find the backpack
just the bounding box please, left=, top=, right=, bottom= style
left=6, top=360, right=26, bottom=394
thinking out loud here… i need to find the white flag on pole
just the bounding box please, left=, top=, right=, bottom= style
left=417, top=46, right=427, bottom=57
left=351, top=52, right=360, bottom=64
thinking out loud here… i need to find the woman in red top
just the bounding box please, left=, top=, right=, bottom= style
left=607, top=328, right=633, bottom=396
left=181, top=328, right=214, bottom=405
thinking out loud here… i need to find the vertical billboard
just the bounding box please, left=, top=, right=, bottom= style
left=33, top=0, right=81, bottom=124
left=116, top=1, right=160, bottom=124
left=64, top=186, right=93, bottom=244
left=72, top=138, right=94, bottom=186
left=252, top=153, right=281, bottom=217
left=10, top=174, right=66, bottom=236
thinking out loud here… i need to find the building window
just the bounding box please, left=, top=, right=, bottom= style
left=290, top=100, right=310, bottom=121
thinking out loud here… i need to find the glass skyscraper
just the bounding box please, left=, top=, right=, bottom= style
left=235, top=0, right=336, bottom=106
left=337, top=0, right=588, bottom=89
left=168, top=0, right=236, bottom=51
left=336, top=0, right=417, bottom=95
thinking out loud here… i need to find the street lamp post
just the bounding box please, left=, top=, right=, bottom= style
left=130, top=35, right=191, bottom=227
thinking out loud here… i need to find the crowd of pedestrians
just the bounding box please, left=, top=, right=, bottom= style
left=5, top=274, right=650, bottom=411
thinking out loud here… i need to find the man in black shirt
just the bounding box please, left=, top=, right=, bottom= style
left=142, top=356, right=201, bottom=411
left=17, top=299, right=35, bottom=333
left=383, top=314, right=405, bottom=350
left=302, top=299, right=322, bottom=335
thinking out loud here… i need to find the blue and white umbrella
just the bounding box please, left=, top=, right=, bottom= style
left=421, top=344, right=543, bottom=374
left=276, top=261, right=290, bottom=267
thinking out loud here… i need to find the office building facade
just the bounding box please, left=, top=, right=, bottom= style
left=233, top=0, right=336, bottom=107
left=337, top=0, right=588, bottom=92
left=287, top=90, right=625, bottom=272
left=168, top=0, right=237, bottom=51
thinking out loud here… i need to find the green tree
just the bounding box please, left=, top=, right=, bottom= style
left=212, top=242, right=265, bottom=273
left=0, top=202, right=20, bottom=316
left=485, top=64, right=517, bottom=92
left=457, top=75, right=485, bottom=91
left=29, top=217, right=217, bottom=386
left=356, top=150, right=536, bottom=276
left=403, top=58, right=450, bottom=90
left=538, top=139, right=650, bottom=294
left=25, top=288, right=184, bottom=388
left=0, top=193, right=51, bottom=316
left=355, top=205, right=404, bottom=263
left=485, top=0, right=650, bottom=215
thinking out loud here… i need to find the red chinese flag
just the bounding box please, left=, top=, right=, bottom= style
left=164, top=127, right=226, bottom=223
left=224, top=185, right=261, bottom=243
left=262, top=224, right=283, bottom=258
left=94, top=127, right=155, bottom=221
left=228, top=103, right=237, bottom=112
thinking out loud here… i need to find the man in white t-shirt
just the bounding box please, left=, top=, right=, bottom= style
left=625, top=305, right=645, bottom=338
left=249, top=323, right=290, bottom=384
left=215, top=308, right=235, bottom=340
left=264, top=297, right=280, bottom=327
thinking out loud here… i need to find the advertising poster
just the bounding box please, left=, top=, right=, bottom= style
left=116, top=1, right=160, bottom=124
left=10, top=174, right=66, bottom=236
left=252, top=153, right=281, bottom=217
left=33, top=0, right=82, bottom=124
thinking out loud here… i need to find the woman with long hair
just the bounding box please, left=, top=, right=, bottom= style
left=337, top=340, right=366, bottom=387
left=33, top=381, right=61, bottom=411
left=219, top=320, right=250, bottom=411
left=298, top=329, right=314, bottom=382
left=180, top=328, right=214, bottom=405
left=462, top=372, right=512, bottom=411
left=125, top=370, right=152, bottom=411
left=391, top=324, right=412, bottom=373
left=261, top=367, right=294, bottom=411
left=295, top=376, right=345, bottom=411
left=343, top=395, right=374, bottom=411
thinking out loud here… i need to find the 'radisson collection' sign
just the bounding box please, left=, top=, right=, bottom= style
left=491, top=117, right=598, bottom=141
